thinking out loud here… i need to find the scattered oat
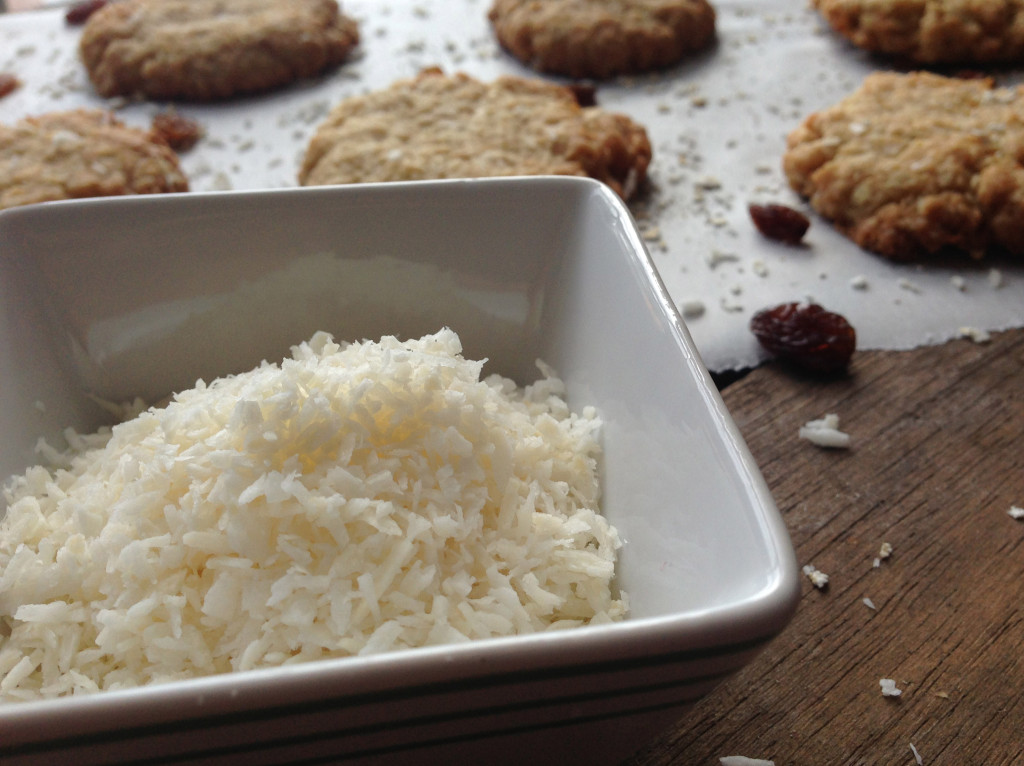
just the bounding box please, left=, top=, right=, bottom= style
left=706, top=249, right=739, bottom=268
left=695, top=174, right=722, bottom=190
left=802, top=564, right=829, bottom=589
left=680, top=300, right=706, bottom=319
left=898, top=278, right=923, bottom=294
left=879, top=678, right=902, bottom=697
left=720, top=296, right=744, bottom=313
left=209, top=171, right=233, bottom=191
left=752, top=259, right=769, bottom=277
left=849, top=274, right=869, bottom=290
left=799, top=413, right=851, bottom=449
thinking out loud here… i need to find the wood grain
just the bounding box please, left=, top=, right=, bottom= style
left=626, top=329, right=1024, bottom=766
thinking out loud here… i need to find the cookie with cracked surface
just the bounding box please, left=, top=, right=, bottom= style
left=79, top=0, right=359, bottom=101
left=0, top=109, right=188, bottom=211
left=488, top=0, right=716, bottom=79
left=783, top=71, right=1024, bottom=261
left=812, top=0, right=1024, bottom=64
left=298, top=69, right=652, bottom=200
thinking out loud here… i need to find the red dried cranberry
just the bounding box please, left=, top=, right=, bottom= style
left=0, top=73, right=19, bottom=99
left=151, top=111, right=203, bottom=151
left=568, top=83, right=597, bottom=107
left=750, top=302, right=856, bottom=373
left=749, top=203, right=810, bottom=245
left=65, top=0, right=108, bottom=25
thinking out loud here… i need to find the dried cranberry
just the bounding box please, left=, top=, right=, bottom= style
left=0, top=73, right=20, bottom=100
left=151, top=111, right=203, bottom=151
left=568, top=83, right=597, bottom=107
left=750, top=302, right=856, bottom=373
left=65, top=0, right=108, bottom=25
left=749, top=203, right=810, bottom=245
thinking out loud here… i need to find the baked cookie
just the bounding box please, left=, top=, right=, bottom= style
left=783, top=71, right=1024, bottom=261
left=488, top=0, right=716, bottom=79
left=0, top=109, right=188, bottom=211
left=812, top=0, right=1024, bottom=64
left=298, top=69, right=652, bottom=200
left=79, top=0, right=359, bottom=101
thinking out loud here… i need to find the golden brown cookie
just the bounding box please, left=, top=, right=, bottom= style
left=783, top=71, right=1024, bottom=261
left=488, top=0, right=716, bottom=79
left=812, top=0, right=1024, bottom=64
left=79, top=0, right=359, bottom=102
left=298, top=69, right=652, bottom=200
left=0, top=109, right=188, bottom=211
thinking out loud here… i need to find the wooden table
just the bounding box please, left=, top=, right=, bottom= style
left=626, top=329, right=1024, bottom=766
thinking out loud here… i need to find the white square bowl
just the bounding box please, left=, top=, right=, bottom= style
left=0, top=177, right=799, bottom=766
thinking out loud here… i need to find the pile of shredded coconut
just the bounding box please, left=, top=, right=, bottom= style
left=0, top=329, right=625, bottom=701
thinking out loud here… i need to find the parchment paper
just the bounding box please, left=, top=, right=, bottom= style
left=2, top=0, right=1021, bottom=371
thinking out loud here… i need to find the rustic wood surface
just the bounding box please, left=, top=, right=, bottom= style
left=625, top=328, right=1024, bottom=766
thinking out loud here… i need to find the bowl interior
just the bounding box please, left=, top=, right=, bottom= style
left=0, top=177, right=795, bottom=626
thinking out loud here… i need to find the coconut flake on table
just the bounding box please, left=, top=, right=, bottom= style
left=720, top=757, right=775, bottom=766
left=802, top=564, right=829, bottom=589
left=879, top=678, right=902, bottom=697
left=0, top=329, right=625, bottom=701
left=910, top=742, right=923, bottom=764
left=873, top=541, right=893, bottom=568
left=958, top=326, right=991, bottom=343
left=799, top=413, right=851, bottom=449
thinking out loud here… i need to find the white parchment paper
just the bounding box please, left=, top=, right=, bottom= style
left=1, top=0, right=1021, bottom=371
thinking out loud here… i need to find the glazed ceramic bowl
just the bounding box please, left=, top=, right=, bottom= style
left=0, top=177, right=799, bottom=765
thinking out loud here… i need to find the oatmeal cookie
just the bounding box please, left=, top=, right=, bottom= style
left=488, top=0, right=716, bottom=79
left=79, top=0, right=359, bottom=101
left=298, top=69, right=652, bottom=200
left=783, top=71, right=1024, bottom=261
left=813, top=0, right=1024, bottom=64
left=0, top=109, right=188, bottom=211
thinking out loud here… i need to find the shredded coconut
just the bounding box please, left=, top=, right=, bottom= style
left=799, top=413, right=851, bottom=449
left=0, top=329, right=625, bottom=701
left=910, top=742, right=923, bottom=764
left=880, top=678, right=902, bottom=697
left=720, top=757, right=775, bottom=766
left=873, top=540, right=894, bottom=569
left=802, top=564, right=829, bottom=589
left=1008, top=506, right=1024, bottom=521
left=958, top=326, right=991, bottom=344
